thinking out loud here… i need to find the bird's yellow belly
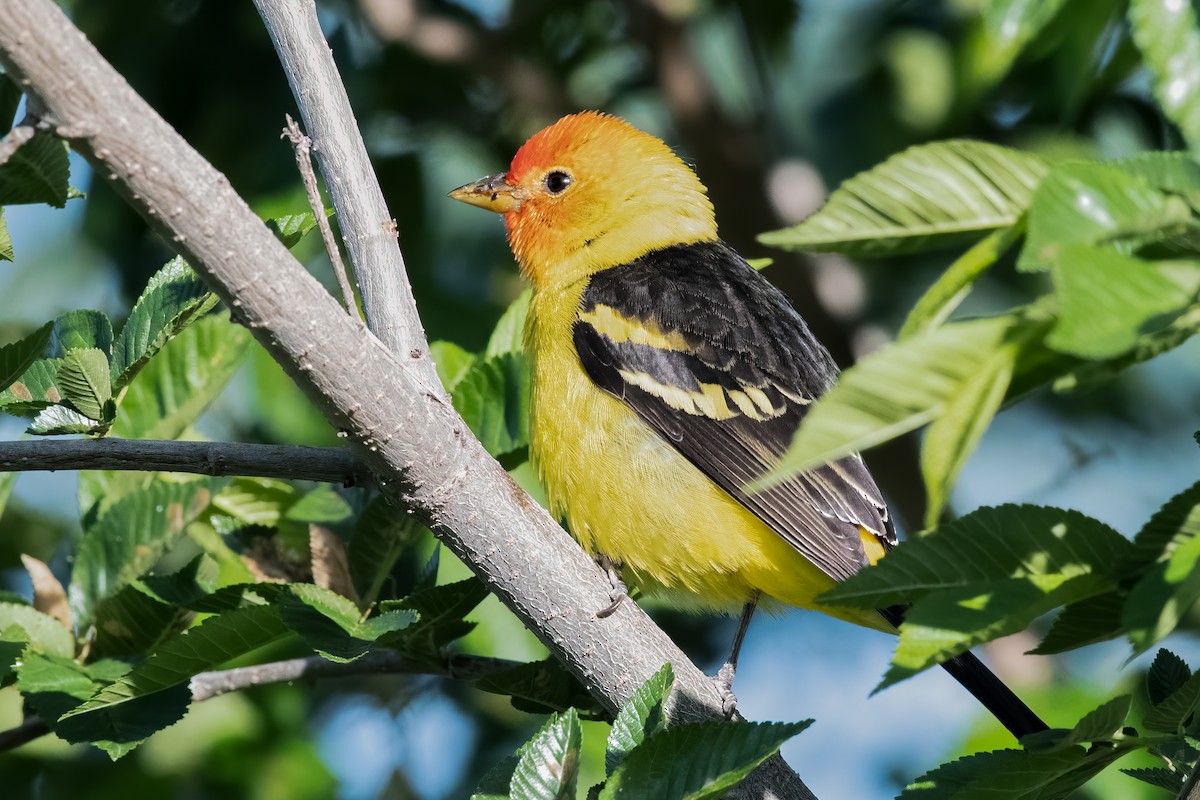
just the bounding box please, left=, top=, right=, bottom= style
left=529, top=339, right=882, bottom=628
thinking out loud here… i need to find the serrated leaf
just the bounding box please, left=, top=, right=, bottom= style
left=60, top=605, right=289, bottom=726
left=760, top=316, right=1020, bottom=486
left=430, top=340, right=476, bottom=393
left=0, top=357, right=62, bottom=414
left=758, top=141, right=1046, bottom=256
left=385, top=577, right=489, bottom=661
left=279, top=583, right=414, bottom=662
left=0, top=601, right=74, bottom=658
left=90, top=583, right=192, bottom=661
left=1023, top=696, right=1130, bottom=752
left=899, top=225, right=1022, bottom=340
left=27, top=403, right=107, bottom=435
left=474, top=658, right=595, bottom=715
left=510, top=708, right=582, bottom=800
left=1121, top=766, right=1184, bottom=791
left=486, top=289, right=531, bottom=358
left=1031, top=591, right=1124, bottom=654
left=472, top=754, right=520, bottom=800
left=1125, top=535, right=1200, bottom=656
left=48, top=309, right=113, bottom=357
left=137, top=553, right=219, bottom=608
left=1128, top=0, right=1200, bottom=152
left=58, top=347, right=112, bottom=421
left=606, top=663, right=673, bottom=776
left=1019, top=162, right=1189, bottom=271
left=1144, top=670, right=1200, bottom=733
left=111, top=257, right=217, bottom=389
left=1047, top=246, right=1196, bottom=359
left=2, top=311, right=113, bottom=416
left=69, top=480, right=213, bottom=630
left=266, top=210, right=326, bottom=249
left=347, top=494, right=424, bottom=606
left=0, top=130, right=70, bottom=207
left=452, top=352, right=530, bottom=458
left=0, top=321, right=52, bottom=390
left=920, top=342, right=1015, bottom=527
left=1128, top=480, right=1200, bottom=573
left=600, top=720, right=810, bottom=800
left=1148, top=649, right=1192, bottom=706
left=0, top=207, right=11, bottom=261
left=900, top=744, right=1131, bottom=799
left=212, top=477, right=298, bottom=527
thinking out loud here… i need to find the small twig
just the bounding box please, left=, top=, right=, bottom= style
left=0, top=438, right=372, bottom=486
left=0, top=650, right=517, bottom=752
left=282, top=114, right=359, bottom=320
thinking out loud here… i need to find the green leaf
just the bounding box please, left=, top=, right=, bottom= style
left=60, top=605, right=289, bottom=726
left=509, top=708, right=582, bottom=800
left=1046, top=246, right=1197, bottom=359
left=1128, top=0, right=1200, bottom=152
left=137, top=553, right=220, bottom=608
left=1148, top=649, right=1192, bottom=706
left=109, top=311, right=251, bottom=441
left=452, top=352, right=530, bottom=458
left=386, top=578, right=489, bottom=662
left=919, top=342, right=1015, bottom=527
left=899, top=225, right=1023, bottom=340
left=48, top=309, right=113, bottom=357
left=347, top=494, right=424, bottom=606
left=2, top=311, right=113, bottom=416
left=0, top=321, right=53, bottom=392
left=58, top=347, right=113, bottom=422
left=969, top=0, right=1072, bottom=87
left=758, top=141, right=1046, bottom=256
left=1121, top=766, right=1185, bottom=792
left=430, top=340, right=476, bottom=393
left=1030, top=591, right=1124, bottom=654
left=600, top=720, right=810, bottom=800
left=606, top=663, right=673, bottom=776
left=0, top=356, right=61, bottom=414
left=111, top=257, right=218, bottom=390
left=211, top=477, right=298, bottom=527
left=900, top=745, right=1132, bottom=799
left=1019, top=162, right=1190, bottom=271
left=1143, top=670, right=1200, bottom=733
left=0, top=601, right=75, bottom=658
left=473, top=659, right=595, bottom=715
left=1128, top=480, right=1200, bottom=573
left=760, top=316, right=1020, bottom=486
left=279, top=583, right=414, bottom=662
left=266, top=210, right=326, bottom=249
left=90, top=583, right=191, bottom=661
left=0, top=207, right=11, bottom=261
left=472, top=754, right=520, bottom=800
left=1109, top=151, right=1200, bottom=206
left=486, top=289, right=532, bottom=358
left=69, top=480, right=214, bottom=630
left=0, top=130, right=70, bottom=207
left=0, top=625, right=26, bottom=682
left=285, top=486, right=353, bottom=524
left=1022, top=696, right=1130, bottom=752
left=27, top=404, right=107, bottom=435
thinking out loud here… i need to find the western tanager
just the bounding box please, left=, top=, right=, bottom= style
left=451, top=111, right=1046, bottom=738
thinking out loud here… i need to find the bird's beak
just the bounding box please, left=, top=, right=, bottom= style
left=449, top=173, right=524, bottom=214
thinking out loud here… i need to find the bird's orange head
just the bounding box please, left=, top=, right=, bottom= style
left=450, top=112, right=717, bottom=288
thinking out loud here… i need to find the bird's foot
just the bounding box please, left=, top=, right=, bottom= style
left=714, top=661, right=738, bottom=719
left=594, top=555, right=628, bottom=618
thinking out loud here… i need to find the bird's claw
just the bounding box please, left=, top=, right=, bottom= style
left=715, top=661, right=738, bottom=719
left=595, top=555, right=628, bottom=618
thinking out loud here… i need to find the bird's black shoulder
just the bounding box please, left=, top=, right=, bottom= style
left=572, top=240, right=894, bottom=582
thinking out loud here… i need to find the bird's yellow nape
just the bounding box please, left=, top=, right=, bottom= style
left=450, top=111, right=718, bottom=289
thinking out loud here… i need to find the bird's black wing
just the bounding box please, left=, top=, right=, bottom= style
left=572, top=240, right=895, bottom=583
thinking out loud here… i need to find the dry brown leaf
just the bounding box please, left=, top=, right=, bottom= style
left=20, top=553, right=72, bottom=630
left=310, top=524, right=360, bottom=606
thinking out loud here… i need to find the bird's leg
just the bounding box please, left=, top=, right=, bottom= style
left=594, top=554, right=628, bottom=618
left=715, top=595, right=758, bottom=718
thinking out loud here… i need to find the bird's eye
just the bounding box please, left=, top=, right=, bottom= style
left=544, top=170, right=573, bottom=195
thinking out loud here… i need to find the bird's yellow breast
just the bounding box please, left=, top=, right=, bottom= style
left=525, top=282, right=888, bottom=629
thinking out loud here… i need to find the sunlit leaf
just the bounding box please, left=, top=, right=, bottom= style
left=430, top=340, right=476, bottom=393
left=0, top=320, right=52, bottom=393
left=968, top=0, right=1072, bottom=87
left=452, top=352, right=530, bottom=458
left=58, top=347, right=113, bottom=421
left=509, top=708, right=582, bottom=800
left=606, top=663, right=673, bottom=776
left=0, top=601, right=75, bottom=658
left=266, top=210, right=328, bottom=249
left=758, top=141, right=1046, bottom=256
left=485, top=289, right=531, bottom=358
left=1124, top=481, right=1200, bottom=654
left=1128, top=0, right=1200, bottom=151
left=279, top=583, right=414, bottom=662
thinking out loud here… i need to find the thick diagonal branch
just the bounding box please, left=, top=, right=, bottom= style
left=0, top=3, right=813, bottom=797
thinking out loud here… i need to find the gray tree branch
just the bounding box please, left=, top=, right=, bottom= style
left=0, top=438, right=370, bottom=485
left=0, top=2, right=813, bottom=797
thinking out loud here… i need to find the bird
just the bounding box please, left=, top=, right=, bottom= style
left=450, top=110, right=1047, bottom=738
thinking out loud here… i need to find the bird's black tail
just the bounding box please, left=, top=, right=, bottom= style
left=880, top=606, right=1048, bottom=739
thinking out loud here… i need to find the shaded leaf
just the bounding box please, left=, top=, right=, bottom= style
left=474, top=659, right=595, bottom=715
left=606, top=663, right=673, bottom=776
left=279, top=583, right=414, bottom=662
left=510, top=708, right=582, bottom=800
left=1022, top=696, right=1130, bottom=752
left=0, top=74, right=20, bottom=135
left=758, top=141, right=1046, bottom=256
left=900, top=745, right=1132, bottom=799
left=347, top=494, right=423, bottom=606
left=20, top=554, right=70, bottom=630
left=137, top=553, right=220, bottom=608
left=385, top=578, right=489, bottom=663
left=969, top=0, right=1072, bottom=87
left=1143, top=670, right=1200, bottom=733
left=472, top=754, right=520, bottom=800
left=110, top=257, right=217, bottom=389
left=1047, top=246, right=1197, bottom=359
left=452, top=352, right=530, bottom=458
left=1031, top=591, right=1124, bottom=654
left=1148, top=649, right=1191, bottom=706
left=58, top=347, right=113, bottom=421
left=90, top=583, right=191, bottom=661
left=0, top=625, right=26, bottom=682
left=600, top=720, right=810, bottom=800
left=1121, top=766, right=1184, bottom=791
left=0, top=321, right=52, bottom=391
left=1128, top=480, right=1200, bottom=574
left=0, top=130, right=70, bottom=207
left=1128, top=0, right=1200, bottom=151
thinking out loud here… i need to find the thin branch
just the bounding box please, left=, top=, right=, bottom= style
left=0, top=4, right=812, bottom=797
left=281, top=114, right=358, bottom=320
left=0, top=438, right=371, bottom=486
left=0, top=123, right=35, bottom=167
left=253, top=0, right=437, bottom=383
left=0, top=651, right=518, bottom=752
